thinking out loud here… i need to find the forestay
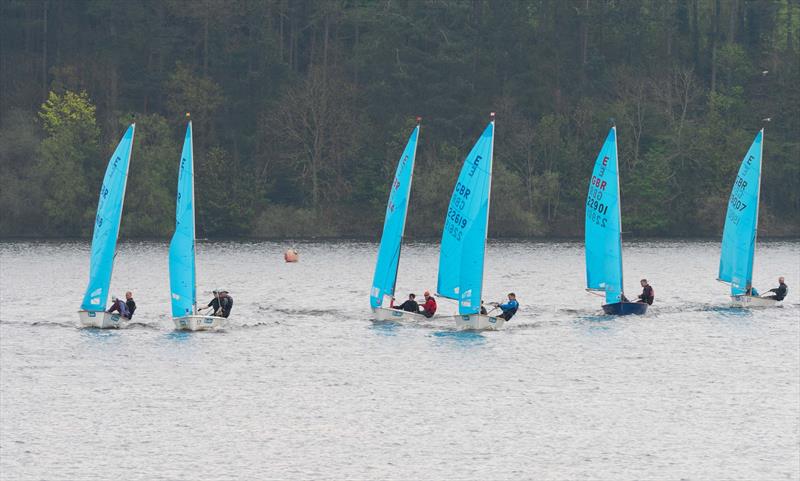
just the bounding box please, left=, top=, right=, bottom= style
left=370, top=125, right=420, bottom=308
left=437, top=120, right=494, bottom=315
left=80, top=124, right=135, bottom=311
left=169, top=122, right=197, bottom=317
left=584, top=127, right=624, bottom=304
left=718, top=130, right=763, bottom=296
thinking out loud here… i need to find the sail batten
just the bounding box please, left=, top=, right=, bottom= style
left=370, top=125, right=420, bottom=308
left=80, top=124, right=135, bottom=311
left=719, top=130, right=763, bottom=296
left=437, top=121, right=494, bottom=315
left=584, top=127, right=624, bottom=304
left=169, top=122, right=197, bottom=317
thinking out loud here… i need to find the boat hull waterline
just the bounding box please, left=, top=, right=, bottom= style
left=601, top=302, right=649, bottom=316
left=78, top=310, right=123, bottom=329
left=173, top=315, right=227, bottom=331
left=448, top=314, right=505, bottom=331
left=371, top=307, right=430, bottom=322
left=730, top=295, right=781, bottom=308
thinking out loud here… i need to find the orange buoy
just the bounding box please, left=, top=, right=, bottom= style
left=284, top=248, right=299, bottom=263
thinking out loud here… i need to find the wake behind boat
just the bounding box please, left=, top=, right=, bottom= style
left=436, top=114, right=505, bottom=331
left=584, top=126, right=647, bottom=316
left=168, top=119, right=226, bottom=331
left=718, top=129, right=781, bottom=308
left=78, top=124, right=135, bottom=328
left=370, top=120, right=429, bottom=322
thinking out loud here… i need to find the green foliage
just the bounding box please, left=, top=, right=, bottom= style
left=121, top=114, right=177, bottom=237
left=36, top=90, right=100, bottom=235
left=0, top=0, right=797, bottom=238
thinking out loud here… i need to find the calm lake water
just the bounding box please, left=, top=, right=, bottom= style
left=1, top=240, right=798, bottom=480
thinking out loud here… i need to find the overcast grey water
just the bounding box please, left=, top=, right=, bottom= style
left=1, top=240, right=798, bottom=480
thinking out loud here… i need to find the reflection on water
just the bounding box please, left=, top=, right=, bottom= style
left=0, top=239, right=798, bottom=480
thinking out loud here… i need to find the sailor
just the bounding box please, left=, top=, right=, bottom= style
left=493, top=293, right=519, bottom=321
left=107, top=295, right=130, bottom=319
left=418, top=291, right=437, bottom=318
left=765, top=277, right=788, bottom=301
left=637, top=279, right=654, bottom=305
left=391, top=293, right=419, bottom=313
left=480, top=300, right=488, bottom=315
left=207, top=290, right=222, bottom=316
left=218, top=290, right=234, bottom=318
left=125, top=291, right=137, bottom=319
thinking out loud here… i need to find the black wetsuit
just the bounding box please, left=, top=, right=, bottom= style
left=393, top=300, right=419, bottom=313
left=126, top=299, right=137, bottom=318
left=220, top=295, right=233, bottom=318
left=767, top=282, right=788, bottom=301
left=638, top=285, right=654, bottom=305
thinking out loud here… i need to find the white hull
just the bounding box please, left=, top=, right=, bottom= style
left=730, top=295, right=781, bottom=308
left=78, top=310, right=123, bottom=329
left=438, top=313, right=505, bottom=331
left=371, top=307, right=430, bottom=322
left=173, top=315, right=227, bottom=331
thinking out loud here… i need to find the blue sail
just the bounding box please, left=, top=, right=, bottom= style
left=719, top=130, right=763, bottom=296
left=80, top=124, right=135, bottom=311
left=370, top=125, right=420, bottom=308
left=584, top=127, right=624, bottom=304
left=168, top=122, right=197, bottom=317
left=437, top=120, right=494, bottom=315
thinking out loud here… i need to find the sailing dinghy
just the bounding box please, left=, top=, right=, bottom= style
left=169, top=120, right=226, bottom=330
left=718, top=129, right=778, bottom=308
left=78, top=124, right=136, bottom=328
left=370, top=120, right=426, bottom=321
left=584, top=126, right=647, bottom=316
left=437, top=114, right=504, bottom=330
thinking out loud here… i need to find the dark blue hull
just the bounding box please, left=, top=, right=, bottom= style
left=602, top=301, right=649, bottom=316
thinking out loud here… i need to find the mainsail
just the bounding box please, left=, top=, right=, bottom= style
left=169, top=122, right=197, bottom=317
left=584, top=127, right=624, bottom=304
left=718, top=130, right=763, bottom=296
left=370, top=124, right=420, bottom=308
left=437, top=119, right=494, bottom=315
left=80, top=124, right=135, bottom=311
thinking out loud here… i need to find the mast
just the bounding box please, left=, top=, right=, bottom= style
left=612, top=125, right=624, bottom=300
left=749, top=128, right=764, bottom=291
left=478, top=112, right=496, bottom=306
left=106, top=123, right=135, bottom=308
left=188, top=116, right=197, bottom=313
left=390, top=118, right=421, bottom=299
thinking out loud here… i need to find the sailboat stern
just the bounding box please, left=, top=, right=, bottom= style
left=78, top=310, right=123, bottom=328
left=730, top=295, right=781, bottom=308
left=601, top=302, right=648, bottom=316
left=172, top=315, right=226, bottom=331
left=453, top=314, right=505, bottom=331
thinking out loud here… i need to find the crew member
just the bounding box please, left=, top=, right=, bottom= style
left=391, top=293, right=419, bottom=313
left=637, top=279, right=654, bottom=305
left=496, top=293, right=519, bottom=321
left=765, top=277, right=788, bottom=301
left=125, top=291, right=137, bottom=319
left=419, top=291, right=437, bottom=318
left=107, top=295, right=130, bottom=319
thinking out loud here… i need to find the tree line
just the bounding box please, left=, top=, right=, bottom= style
left=1, top=0, right=798, bottom=239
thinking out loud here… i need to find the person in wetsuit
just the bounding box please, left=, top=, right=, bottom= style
left=218, top=291, right=233, bottom=317
left=125, top=291, right=137, bottom=319
left=637, top=279, right=654, bottom=305
left=495, top=293, right=519, bottom=321
left=765, top=277, right=788, bottom=301
left=418, top=291, right=437, bottom=318
left=391, top=293, right=419, bottom=313
left=107, top=295, right=130, bottom=319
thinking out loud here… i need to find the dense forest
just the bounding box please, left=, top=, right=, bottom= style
left=1, top=0, right=798, bottom=239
